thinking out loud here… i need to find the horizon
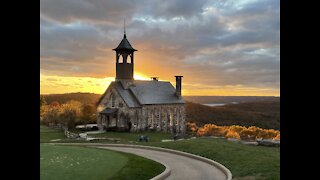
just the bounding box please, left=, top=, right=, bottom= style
left=40, top=91, right=280, bottom=97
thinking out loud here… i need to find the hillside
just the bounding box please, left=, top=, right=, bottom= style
left=186, top=101, right=280, bottom=130
left=41, top=93, right=280, bottom=130
left=42, top=93, right=101, bottom=105
left=42, top=93, right=279, bottom=105
left=183, top=96, right=279, bottom=104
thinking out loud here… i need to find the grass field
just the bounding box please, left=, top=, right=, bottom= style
left=147, top=138, right=279, bottom=180
left=40, top=125, right=66, bottom=143
left=40, top=126, right=165, bottom=180
left=93, top=131, right=173, bottom=143
left=40, top=144, right=165, bottom=180
left=40, top=125, right=173, bottom=143
left=41, top=125, right=279, bottom=180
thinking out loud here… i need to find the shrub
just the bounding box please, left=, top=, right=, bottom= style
left=196, top=123, right=280, bottom=141
left=225, top=130, right=240, bottom=139
left=229, top=125, right=246, bottom=134
left=186, top=122, right=198, bottom=135
left=273, top=133, right=280, bottom=140
left=196, top=124, right=228, bottom=137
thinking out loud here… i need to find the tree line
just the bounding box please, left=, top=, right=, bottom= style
left=40, top=95, right=97, bottom=129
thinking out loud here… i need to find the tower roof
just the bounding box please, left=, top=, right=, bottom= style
left=113, top=34, right=137, bottom=51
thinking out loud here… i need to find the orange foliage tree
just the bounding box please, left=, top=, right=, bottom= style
left=186, top=122, right=198, bottom=135
left=195, top=123, right=280, bottom=141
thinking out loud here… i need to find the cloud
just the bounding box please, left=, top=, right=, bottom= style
left=40, top=0, right=140, bottom=24
left=40, top=0, right=280, bottom=95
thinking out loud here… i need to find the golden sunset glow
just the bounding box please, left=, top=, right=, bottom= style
left=40, top=72, right=279, bottom=96
left=133, top=72, right=150, bottom=80
left=40, top=72, right=160, bottom=94
left=40, top=73, right=114, bottom=94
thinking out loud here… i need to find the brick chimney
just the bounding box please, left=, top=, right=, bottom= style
left=175, top=76, right=183, bottom=98
left=151, top=77, right=159, bottom=81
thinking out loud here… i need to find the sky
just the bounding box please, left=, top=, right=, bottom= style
left=40, top=0, right=280, bottom=96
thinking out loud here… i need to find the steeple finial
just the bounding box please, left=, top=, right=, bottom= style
left=124, top=18, right=126, bottom=38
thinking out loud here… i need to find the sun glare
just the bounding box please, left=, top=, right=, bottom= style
left=134, top=72, right=150, bottom=80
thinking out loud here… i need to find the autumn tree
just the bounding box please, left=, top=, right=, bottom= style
left=40, top=96, right=47, bottom=122
left=50, top=101, right=60, bottom=107
left=41, top=105, right=60, bottom=126
left=60, top=108, right=77, bottom=129
left=40, top=95, right=47, bottom=107
left=59, top=100, right=82, bottom=129
left=81, top=103, right=96, bottom=124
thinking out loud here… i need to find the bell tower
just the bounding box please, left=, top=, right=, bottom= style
left=113, top=22, right=137, bottom=80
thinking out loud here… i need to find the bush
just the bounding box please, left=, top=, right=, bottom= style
left=225, top=131, right=240, bottom=139
left=196, top=123, right=280, bottom=141
left=186, top=122, right=198, bottom=135
left=228, top=125, right=246, bottom=134
left=273, top=133, right=280, bottom=140
left=196, top=124, right=228, bottom=137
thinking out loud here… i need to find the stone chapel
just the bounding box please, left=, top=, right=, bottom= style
left=96, top=30, right=186, bottom=135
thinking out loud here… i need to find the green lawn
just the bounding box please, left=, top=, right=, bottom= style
left=146, top=138, right=280, bottom=180
left=40, top=125, right=172, bottom=143
left=41, top=125, right=279, bottom=180
left=93, top=131, right=173, bottom=143
left=40, top=144, right=165, bottom=180
left=40, top=125, right=66, bottom=143
left=83, top=131, right=279, bottom=179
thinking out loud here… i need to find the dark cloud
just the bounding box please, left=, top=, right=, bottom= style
left=40, top=0, right=140, bottom=24
left=142, top=0, right=210, bottom=19
left=40, top=0, right=280, bottom=93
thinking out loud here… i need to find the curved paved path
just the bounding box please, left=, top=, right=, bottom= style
left=96, top=146, right=227, bottom=180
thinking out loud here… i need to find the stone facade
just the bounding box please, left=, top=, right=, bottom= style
left=97, top=87, right=186, bottom=134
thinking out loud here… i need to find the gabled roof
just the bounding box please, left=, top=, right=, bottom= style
left=114, top=81, right=141, bottom=108
left=128, top=80, right=185, bottom=105
left=113, top=34, right=137, bottom=51
left=96, top=81, right=141, bottom=108
left=97, top=80, right=185, bottom=108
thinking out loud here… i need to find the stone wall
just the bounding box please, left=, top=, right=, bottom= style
left=141, top=104, right=186, bottom=134
left=97, top=88, right=186, bottom=134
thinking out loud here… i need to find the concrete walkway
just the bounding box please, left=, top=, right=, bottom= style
left=96, top=146, right=228, bottom=180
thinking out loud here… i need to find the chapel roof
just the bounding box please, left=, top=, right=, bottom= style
left=98, top=80, right=185, bottom=108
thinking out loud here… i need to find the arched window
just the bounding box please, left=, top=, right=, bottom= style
left=112, top=95, right=115, bottom=107
left=169, top=112, right=173, bottom=126
left=127, top=54, right=132, bottom=63
left=110, top=93, right=116, bottom=107
left=117, top=53, right=123, bottom=63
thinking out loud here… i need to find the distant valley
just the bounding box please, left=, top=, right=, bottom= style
left=183, top=96, right=279, bottom=104
left=41, top=93, right=280, bottom=130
